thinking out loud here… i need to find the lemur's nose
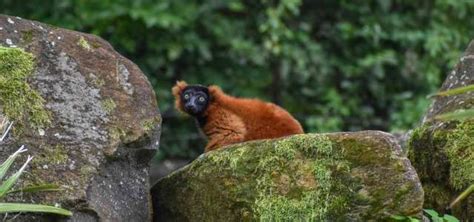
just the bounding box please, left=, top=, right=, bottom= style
left=185, top=104, right=196, bottom=112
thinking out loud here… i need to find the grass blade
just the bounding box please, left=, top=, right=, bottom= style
left=0, top=203, right=72, bottom=216
left=7, top=184, right=61, bottom=194
left=0, top=146, right=27, bottom=181
left=0, top=155, right=33, bottom=198
left=429, top=84, right=474, bottom=97
left=433, top=109, right=474, bottom=121
left=0, top=120, right=13, bottom=142
left=448, top=184, right=474, bottom=209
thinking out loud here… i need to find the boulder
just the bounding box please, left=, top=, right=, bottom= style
left=152, top=131, right=423, bottom=221
left=408, top=41, right=474, bottom=220
left=0, top=15, right=161, bottom=221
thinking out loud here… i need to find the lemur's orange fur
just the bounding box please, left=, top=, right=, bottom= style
left=172, top=81, right=304, bottom=152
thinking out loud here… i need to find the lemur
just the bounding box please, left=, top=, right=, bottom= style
left=172, top=81, right=304, bottom=152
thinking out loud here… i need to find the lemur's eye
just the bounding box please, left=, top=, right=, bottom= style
left=183, top=93, right=190, bottom=100
left=198, top=96, right=206, bottom=102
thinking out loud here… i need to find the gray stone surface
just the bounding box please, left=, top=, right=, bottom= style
left=423, top=40, right=474, bottom=122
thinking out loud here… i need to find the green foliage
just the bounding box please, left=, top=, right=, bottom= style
left=3, top=0, right=474, bottom=159
left=391, top=209, right=461, bottom=222
left=423, top=209, right=459, bottom=222
left=0, top=146, right=72, bottom=216
left=390, top=215, right=420, bottom=222
left=0, top=203, right=71, bottom=216
left=431, top=84, right=474, bottom=97
left=434, top=109, right=474, bottom=122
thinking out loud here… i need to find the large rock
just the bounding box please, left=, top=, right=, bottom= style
left=408, top=41, right=474, bottom=220
left=0, top=15, right=161, bottom=221
left=152, top=132, right=423, bottom=221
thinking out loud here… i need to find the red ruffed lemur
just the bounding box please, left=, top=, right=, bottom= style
left=172, top=81, right=304, bottom=152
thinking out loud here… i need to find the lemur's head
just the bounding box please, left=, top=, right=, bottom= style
left=172, top=81, right=210, bottom=116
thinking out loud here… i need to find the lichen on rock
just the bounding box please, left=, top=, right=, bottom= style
left=102, top=98, right=117, bottom=114
left=77, top=36, right=91, bottom=51
left=0, top=46, right=51, bottom=130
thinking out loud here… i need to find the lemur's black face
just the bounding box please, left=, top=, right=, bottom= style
left=181, top=85, right=210, bottom=116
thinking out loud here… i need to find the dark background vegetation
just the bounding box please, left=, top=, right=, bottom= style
left=2, top=0, right=474, bottom=162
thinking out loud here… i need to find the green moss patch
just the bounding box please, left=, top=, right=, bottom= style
left=409, top=120, right=473, bottom=190
left=0, top=46, right=51, bottom=130
left=77, top=36, right=91, bottom=51
left=208, top=134, right=352, bottom=221
left=445, top=120, right=474, bottom=189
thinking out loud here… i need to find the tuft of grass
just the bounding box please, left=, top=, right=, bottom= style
left=0, top=125, right=72, bottom=217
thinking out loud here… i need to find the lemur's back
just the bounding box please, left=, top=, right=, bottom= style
left=213, top=92, right=304, bottom=141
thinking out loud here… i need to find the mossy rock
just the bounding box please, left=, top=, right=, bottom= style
left=153, top=131, right=423, bottom=221
left=408, top=40, right=474, bottom=220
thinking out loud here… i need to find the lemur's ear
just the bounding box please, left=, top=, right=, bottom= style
left=207, top=85, right=222, bottom=96
left=172, top=81, right=188, bottom=97
left=172, top=81, right=188, bottom=112
left=208, top=85, right=223, bottom=98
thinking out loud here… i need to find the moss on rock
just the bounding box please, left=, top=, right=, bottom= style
left=445, top=121, right=474, bottom=189
left=77, top=36, right=91, bottom=51
left=408, top=120, right=473, bottom=190
left=0, top=46, right=51, bottom=130
left=154, top=132, right=423, bottom=221
left=408, top=120, right=474, bottom=218
left=206, top=135, right=352, bottom=221
left=32, top=144, right=68, bottom=166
